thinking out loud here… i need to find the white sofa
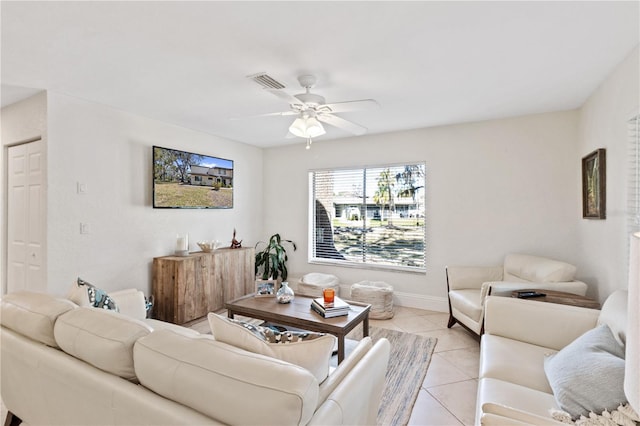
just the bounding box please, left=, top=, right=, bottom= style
left=476, top=288, right=636, bottom=425
left=446, top=254, right=588, bottom=335
left=1, top=290, right=390, bottom=426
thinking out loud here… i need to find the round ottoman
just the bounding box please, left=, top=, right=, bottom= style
left=350, top=281, right=394, bottom=319
left=296, top=273, right=340, bottom=298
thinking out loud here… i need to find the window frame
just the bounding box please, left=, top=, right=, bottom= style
left=629, top=113, right=640, bottom=235
left=308, top=162, right=427, bottom=274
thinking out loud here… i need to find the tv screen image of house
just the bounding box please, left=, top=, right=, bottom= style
left=153, top=145, right=233, bottom=209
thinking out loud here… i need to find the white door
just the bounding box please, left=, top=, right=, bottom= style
left=7, top=140, right=46, bottom=293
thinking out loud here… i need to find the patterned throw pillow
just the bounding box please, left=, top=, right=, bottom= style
left=77, top=278, right=119, bottom=311
left=224, top=317, right=325, bottom=343
left=208, top=313, right=336, bottom=382
left=262, top=327, right=326, bottom=344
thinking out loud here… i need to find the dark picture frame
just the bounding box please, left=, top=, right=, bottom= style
left=254, top=279, right=278, bottom=297
left=582, top=148, right=606, bottom=219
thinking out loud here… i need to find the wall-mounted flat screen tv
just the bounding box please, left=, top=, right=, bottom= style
left=153, top=145, right=233, bottom=209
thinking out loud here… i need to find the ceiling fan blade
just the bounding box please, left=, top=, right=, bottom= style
left=229, top=110, right=297, bottom=120
left=318, top=114, right=367, bottom=135
left=255, top=110, right=298, bottom=117
left=266, top=89, right=304, bottom=107
left=320, top=99, right=379, bottom=113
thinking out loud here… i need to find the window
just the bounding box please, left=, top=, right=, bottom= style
left=309, top=163, right=426, bottom=272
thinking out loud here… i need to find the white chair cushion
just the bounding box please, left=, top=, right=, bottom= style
left=448, top=289, right=483, bottom=322
left=54, top=307, right=152, bottom=381
left=134, top=329, right=319, bottom=426
left=503, top=254, right=576, bottom=283
left=0, top=291, right=76, bottom=348
left=479, top=335, right=554, bottom=394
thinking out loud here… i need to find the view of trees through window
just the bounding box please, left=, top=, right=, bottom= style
left=310, top=163, right=426, bottom=271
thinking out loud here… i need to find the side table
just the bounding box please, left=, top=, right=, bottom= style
left=511, top=289, right=600, bottom=309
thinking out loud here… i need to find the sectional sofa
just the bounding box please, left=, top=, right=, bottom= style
left=0, top=289, right=390, bottom=425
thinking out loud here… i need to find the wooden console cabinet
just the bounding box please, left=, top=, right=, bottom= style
left=152, top=247, right=255, bottom=324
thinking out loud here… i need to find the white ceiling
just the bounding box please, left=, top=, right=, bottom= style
left=2, top=1, right=639, bottom=148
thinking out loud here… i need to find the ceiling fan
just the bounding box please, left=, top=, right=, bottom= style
left=248, top=73, right=379, bottom=147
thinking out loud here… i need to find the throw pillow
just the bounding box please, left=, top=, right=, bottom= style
left=262, top=326, right=327, bottom=344
left=77, top=278, right=119, bottom=311
left=207, top=313, right=336, bottom=382
left=544, top=324, right=627, bottom=419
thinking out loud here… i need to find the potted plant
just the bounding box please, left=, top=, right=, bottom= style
left=255, top=233, right=297, bottom=281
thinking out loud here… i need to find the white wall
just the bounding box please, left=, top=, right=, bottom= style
left=5, top=45, right=635, bottom=305
left=0, top=91, right=47, bottom=143
left=43, top=92, right=263, bottom=297
left=1, top=91, right=48, bottom=294
left=577, top=45, right=640, bottom=300
left=263, top=110, right=581, bottom=310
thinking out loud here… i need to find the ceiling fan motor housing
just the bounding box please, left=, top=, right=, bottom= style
left=294, top=92, right=326, bottom=107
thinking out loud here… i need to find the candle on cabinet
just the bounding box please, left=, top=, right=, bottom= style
left=175, top=234, right=189, bottom=256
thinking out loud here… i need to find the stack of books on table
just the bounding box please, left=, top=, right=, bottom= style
left=310, top=296, right=350, bottom=318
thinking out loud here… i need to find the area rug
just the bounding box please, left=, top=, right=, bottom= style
left=367, top=327, right=437, bottom=426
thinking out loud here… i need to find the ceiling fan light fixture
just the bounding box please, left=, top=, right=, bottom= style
left=289, top=117, right=307, bottom=137
left=305, top=116, right=325, bottom=138
left=289, top=116, right=326, bottom=138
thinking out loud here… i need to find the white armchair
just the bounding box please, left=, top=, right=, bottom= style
left=446, top=254, right=588, bottom=336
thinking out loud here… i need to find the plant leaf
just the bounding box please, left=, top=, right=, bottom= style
left=254, top=233, right=297, bottom=281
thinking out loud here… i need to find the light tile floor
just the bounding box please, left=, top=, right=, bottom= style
left=369, top=306, right=481, bottom=426
left=1, top=306, right=480, bottom=426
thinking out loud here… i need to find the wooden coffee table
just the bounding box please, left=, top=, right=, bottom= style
left=225, top=294, right=370, bottom=363
left=511, top=289, right=601, bottom=309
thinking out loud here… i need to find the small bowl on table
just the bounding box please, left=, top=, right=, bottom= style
left=197, top=241, right=216, bottom=253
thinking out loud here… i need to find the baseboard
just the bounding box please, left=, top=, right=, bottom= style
left=339, top=285, right=448, bottom=313
left=393, top=290, right=448, bottom=312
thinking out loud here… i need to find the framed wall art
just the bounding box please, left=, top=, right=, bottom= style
left=582, top=148, right=606, bottom=219
left=153, top=145, right=234, bottom=209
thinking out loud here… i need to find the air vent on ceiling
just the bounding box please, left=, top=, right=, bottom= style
left=248, top=72, right=286, bottom=90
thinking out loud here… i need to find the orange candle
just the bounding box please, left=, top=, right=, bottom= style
left=323, top=288, right=335, bottom=304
